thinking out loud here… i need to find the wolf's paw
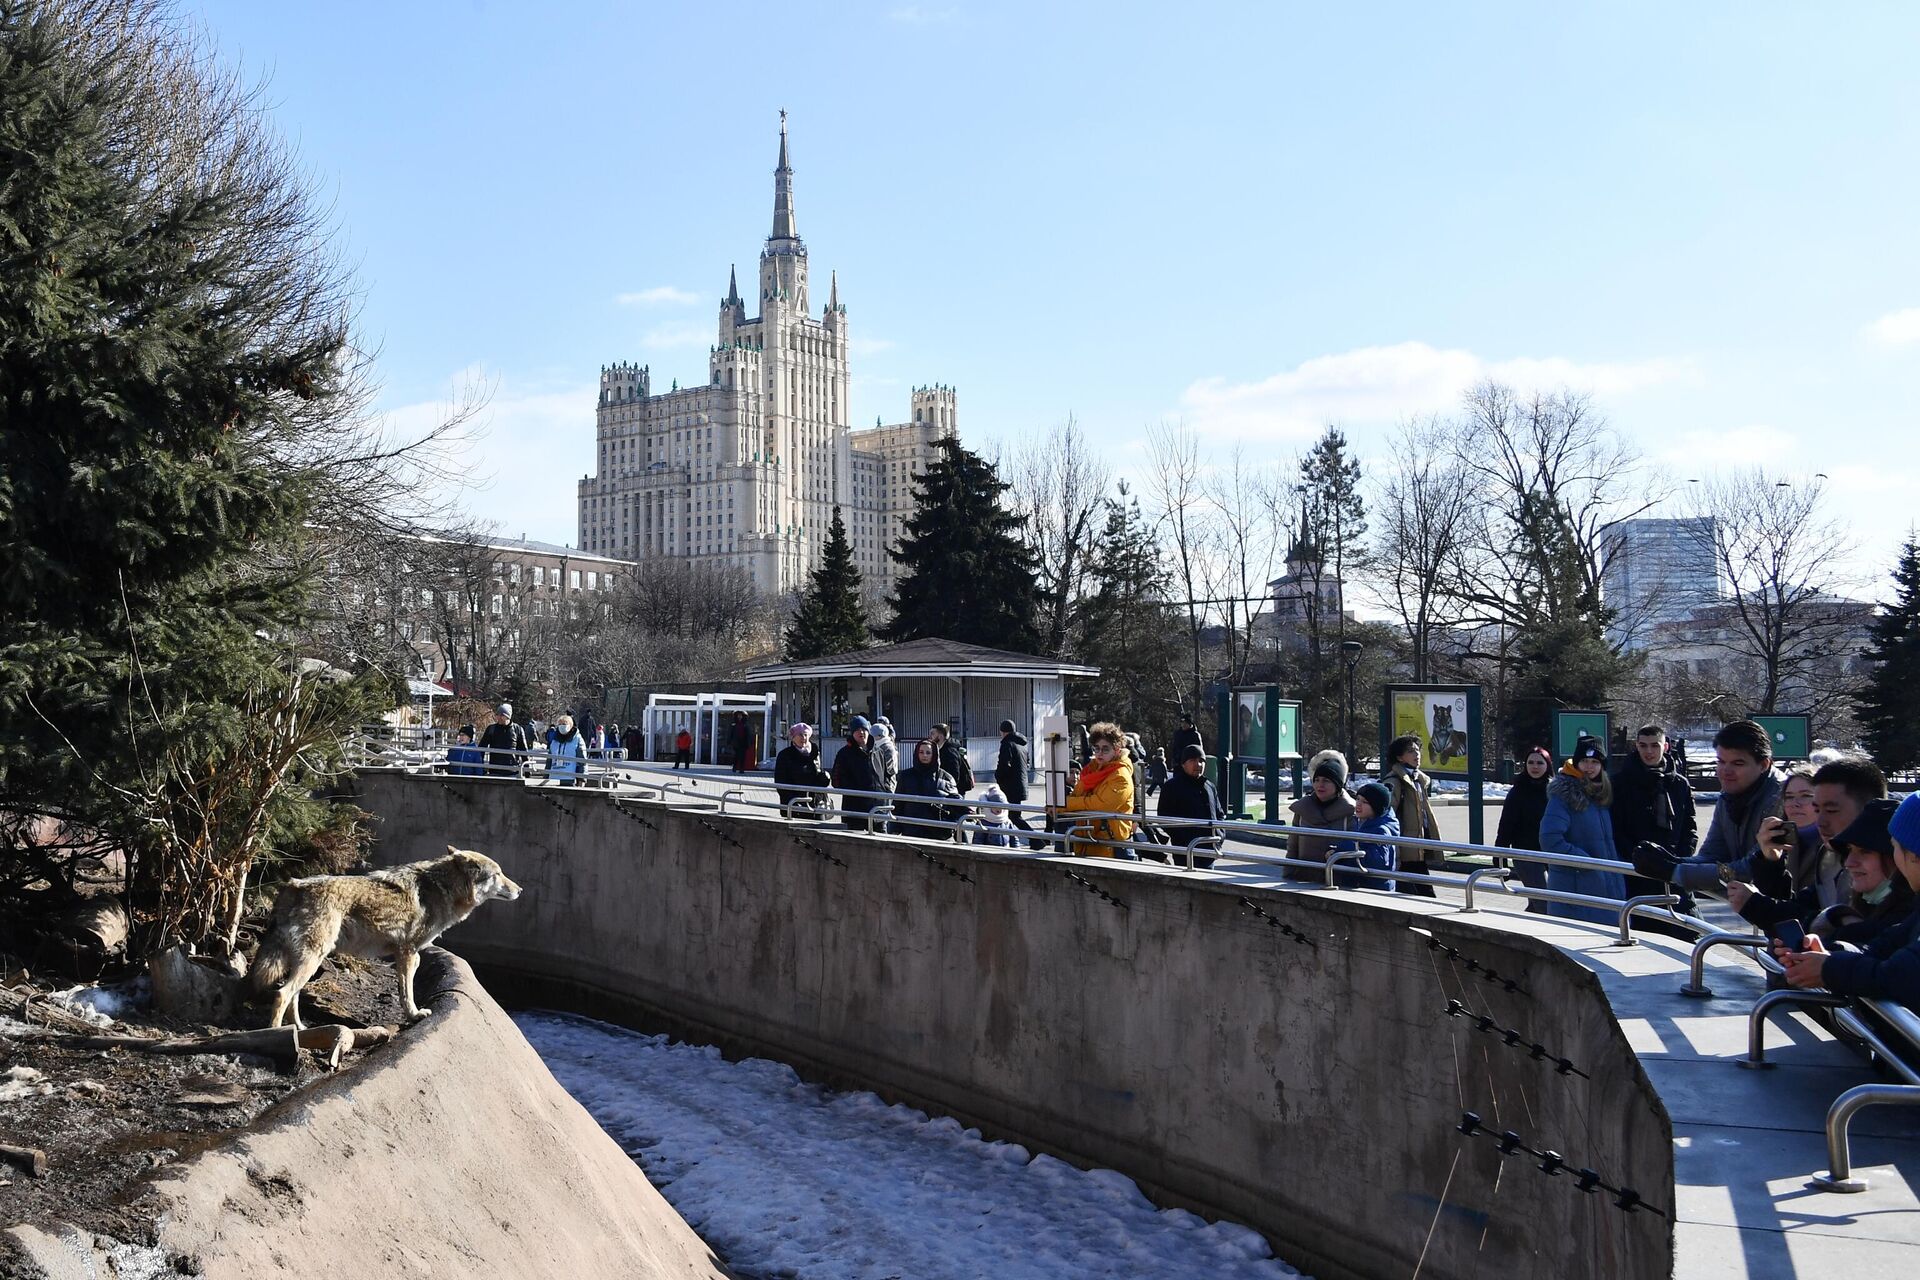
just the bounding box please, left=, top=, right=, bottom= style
left=406, top=1008, right=432, bottom=1024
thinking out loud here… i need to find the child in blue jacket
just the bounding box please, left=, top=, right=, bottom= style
left=1331, top=781, right=1400, bottom=890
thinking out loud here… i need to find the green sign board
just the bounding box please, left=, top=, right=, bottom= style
left=1552, top=710, right=1611, bottom=762
left=1752, top=714, right=1812, bottom=761
left=1233, top=688, right=1302, bottom=761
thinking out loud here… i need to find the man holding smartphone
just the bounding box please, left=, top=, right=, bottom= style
left=1639, top=720, right=1782, bottom=893
left=1730, top=758, right=1886, bottom=931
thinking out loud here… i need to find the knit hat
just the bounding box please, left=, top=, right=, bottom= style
left=495, top=703, right=512, bottom=716
left=1887, top=793, right=1920, bottom=857
left=999, top=719, right=1016, bottom=734
left=1835, top=798, right=1898, bottom=858
left=1309, top=749, right=1349, bottom=788
left=1355, top=781, right=1392, bottom=817
left=1573, top=735, right=1605, bottom=763
left=875, top=715, right=891, bottom=727
left=1179, top=744, right=1207, bottom=765
left=789, top=722, right=812, bottom=738
left=848, top=715, right=871, bottom=733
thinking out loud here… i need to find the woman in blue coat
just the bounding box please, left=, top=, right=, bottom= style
left=546, top=714, right=587, bottom=786
left=1538, top=736, right=1627, bottom=924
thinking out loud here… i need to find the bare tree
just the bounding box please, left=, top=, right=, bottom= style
left=1677, top=471, right=1864, bottom=715
left=1143, top=420, right=1209, bottom=712
left=1202, top=444, right=1281, bottom=687
left=1369, top=417, right=1474, bottom=682
left=1008, top=416, right=1112, bottom=658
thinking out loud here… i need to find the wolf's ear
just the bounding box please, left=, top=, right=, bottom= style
left=447, top=844, right=459, bottom=856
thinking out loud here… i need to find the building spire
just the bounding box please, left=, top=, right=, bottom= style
left=726, top=264, right=741, bottom=307
left=771, top=109, right=797, bottom=241
left=828, top=270, right=838, bottom=311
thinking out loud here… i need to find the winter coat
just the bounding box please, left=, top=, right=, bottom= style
left=832, top=739, right=886, bottom=814
left=871, top=728, right=899, bottom=793
left=1157, top=769, right=1224, bottom=847
left=1064, top=751, right=1135, bottom=856
left=895, top=761, right=961, bottom=837
left=995, top=733, right=1030, bottom=802
left=478, top=721, right=530, bottom=774
left=1496, top=770, right=1552, bottom=890
left=1610, top=757, right=1697, bottom=859
left=545, top=726, right=586, bottom=780
left=674, top=730, right=694, bottom=752
left=1820, top=904, right=1920, bottom=1011
left=446, top=743, right=486, bottom=777
left=1539, top=766, right=1626, bottom=925
left=1671, top=772, right=1785, bottom=890
left=938, top=739, right=974, bottom=794
left=1285, top=790, right=1356, bottom=880
left=774, top=743, right=830, bottom=808
left=1170, top=725, right=1204, bottom=757
left=1385, top=763, right=1441, bottom=869
left=622, top=727, right=646, bottom=758
left=1813, top=877, right=1917, bottom=949
left=1330, top=810, right=1401, bottom=890
left=972, top=814, right=1017, bottom=848
left=728, top=717, right=756, bottom=765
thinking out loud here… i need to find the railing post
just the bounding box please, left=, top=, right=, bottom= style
left=1461, top=866, right=1510, bottom=913
left=1678, top=931, right=1771, bottom=999
left=1324, top=850, right=1366, bottom=888
left=1811, top=1084, right=1920, bottom=1192
left=1613, top=894, right=1680, bottom=946
left=1743, top=989, right=1849, bottom=1069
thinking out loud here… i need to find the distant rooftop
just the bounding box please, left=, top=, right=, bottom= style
left=746, top=637, right=1098, bottom=681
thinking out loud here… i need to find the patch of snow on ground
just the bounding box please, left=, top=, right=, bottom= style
left=517, top=1011, right=1307, bottom=1280
left=48, top=977, right=148, bottom=1024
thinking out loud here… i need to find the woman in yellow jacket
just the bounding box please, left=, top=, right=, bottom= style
left=1062, top=721, right=1135, bottom=857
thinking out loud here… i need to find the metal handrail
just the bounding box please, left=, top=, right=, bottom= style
left=1811, top=1082, right=1920, bottom=1192
left=1324, top=849, right=1368, bottom=888
left=353, top=729, right=1725, bottom=933
left=1678, top=931, right=1774, bottom=999
left=1462, top=866, right=1511, bottom=913
left=1743, top=988, right=1850, bottom=1069
left=1614, top=895, right=1682, bottom=947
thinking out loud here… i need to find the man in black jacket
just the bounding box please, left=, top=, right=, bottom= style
left=1170, top=712, right=1204, bottom=759
left=831, top=717, right=887, bottom=832
left=994, top=720, right=1034, bottom=835
left=477, top=703, right=530, bottom=776
left=774, top=722, right=831, bottom=816
left=1612, top=724, right=1699, bottom=933
left=929, top=722, right=974, bottom=794
left=1157, top=745, right=1224, bottom=868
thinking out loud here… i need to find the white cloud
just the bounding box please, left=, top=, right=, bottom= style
left=639, top=321, right=708, bottom=351
left=378, top=370, right=596, bottom=546
left=615, top=285, right=700, bottom=308
left=1863, top=308, right=1920, bottom=347
left=1176, top=341, right=1694, bottom=442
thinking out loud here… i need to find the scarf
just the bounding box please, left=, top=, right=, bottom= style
left=1558, top=759, right=1611, bottom=810
left=1076, top=753, right=1129, bottom=796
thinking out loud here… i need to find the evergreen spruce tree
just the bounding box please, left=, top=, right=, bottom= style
left=785, top=507, right=868, bottom=660
left=0, top=2, right=390, bottom=953
left=1858, top=536, right=1920, bottom=770
left=882, top=436, right=1042, bottom=650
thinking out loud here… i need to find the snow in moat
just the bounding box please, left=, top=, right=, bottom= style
left=517, top=1011, right=1307, bottom=1280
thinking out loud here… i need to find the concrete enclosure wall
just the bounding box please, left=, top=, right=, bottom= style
left=356, top=771, right=1675, bottom=1280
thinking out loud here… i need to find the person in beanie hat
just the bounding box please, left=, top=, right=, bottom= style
left=1285, top=749, right=1354, bottom=882
left=1782, top=792, right=1920, bottom=1008
left=478, top=702, right=529, bottom=776
left=1330, top=780, right=1401, bottom=890
left=1807, top=799, right=1915, bottom=948
left=1384, top=735, right=1442, bottom=895
left=1157, top=743, right=1224, bottom=867
left=1170, top=712, right=1203, bottom=759
left=831, top=716, right=887, bottom=832
left=1538, top=737, right=1626, bottom=924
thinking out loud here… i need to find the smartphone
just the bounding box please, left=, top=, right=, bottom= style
left=1772, top=921, right=1807, bottom=952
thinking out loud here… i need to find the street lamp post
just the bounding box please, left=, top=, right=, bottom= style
left=1341, top=639, right=1364, bottom=766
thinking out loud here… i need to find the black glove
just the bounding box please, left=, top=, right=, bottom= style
left=1630, top=840, right=1681, bottom=883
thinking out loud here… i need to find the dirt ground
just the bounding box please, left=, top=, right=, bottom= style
left=0, top=951, right=406, bottom=1275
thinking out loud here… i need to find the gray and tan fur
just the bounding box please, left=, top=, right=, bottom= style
left=248, top=847, right=521, bottom=1029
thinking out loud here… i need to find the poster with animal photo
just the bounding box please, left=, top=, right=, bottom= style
left=1390, top=690, right=1471, bottom=776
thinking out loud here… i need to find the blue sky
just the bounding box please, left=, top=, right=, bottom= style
left=185, top=1, right=1920, bottom=580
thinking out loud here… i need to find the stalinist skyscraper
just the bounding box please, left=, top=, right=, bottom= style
left=577, top=115, right=955, bottom=601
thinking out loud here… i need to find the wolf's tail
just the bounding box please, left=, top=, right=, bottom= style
left=247, top=892, right=310, bottom=995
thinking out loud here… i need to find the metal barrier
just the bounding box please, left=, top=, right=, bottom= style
left=1743, top=989, right=1850, bottom=1069
left=350, top=728, right=1730, bottom=940
left=1813, top=1000, right=1920, bottom=1191
left=1678, top=932, right=1778, bottom=999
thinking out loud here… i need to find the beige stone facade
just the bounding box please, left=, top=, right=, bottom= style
left=577, top=118, right=954, bottom=602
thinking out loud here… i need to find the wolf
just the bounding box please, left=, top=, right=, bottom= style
left=248, top=847, right=521, bottom=1029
